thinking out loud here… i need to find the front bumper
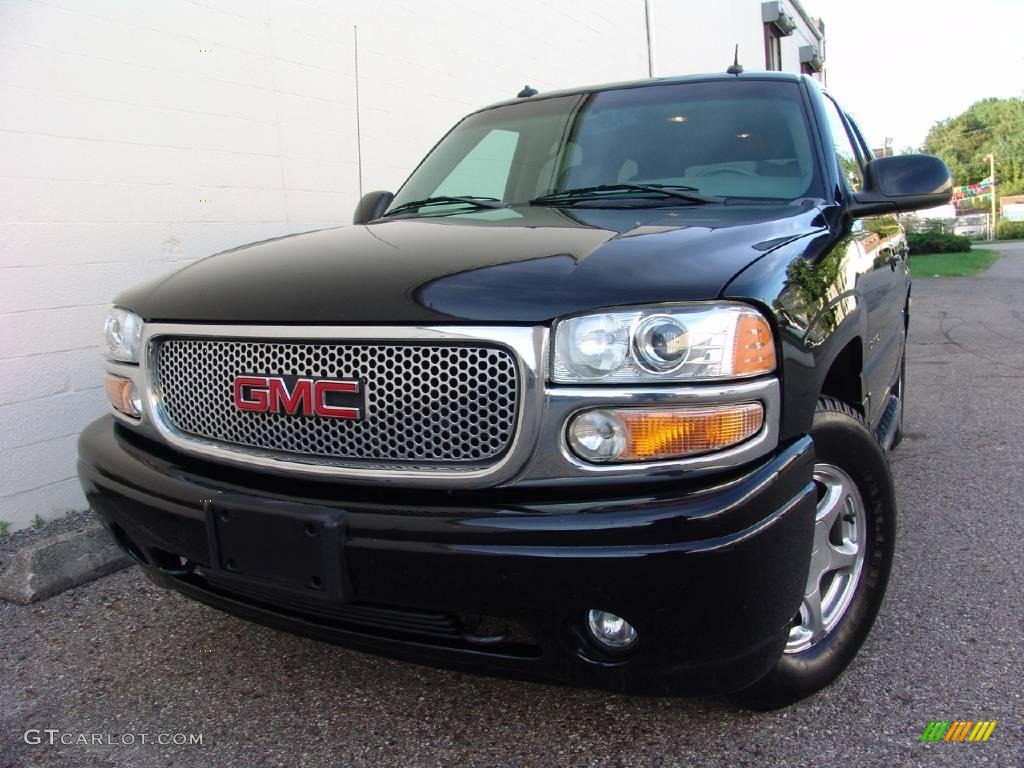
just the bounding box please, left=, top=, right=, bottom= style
left=78, top=416, right=816, bottom=696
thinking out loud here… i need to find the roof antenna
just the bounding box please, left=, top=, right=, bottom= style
left=517, top=84, right=538, bottom=98
left=726, top=45, right=744, bottom=75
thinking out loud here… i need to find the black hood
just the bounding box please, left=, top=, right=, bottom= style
left=116, top=203, right=825, bottom=324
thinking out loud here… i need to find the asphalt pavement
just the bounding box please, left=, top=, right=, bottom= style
left=2, top=244, right=1022, bottom=768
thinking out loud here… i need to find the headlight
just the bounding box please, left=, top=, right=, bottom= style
left=103, top=306, right=143, bottom=363
left=551, top=303, right=775, bottom=383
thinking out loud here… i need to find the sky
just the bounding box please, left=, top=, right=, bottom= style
left=811, top=0, right=1024, bottom=151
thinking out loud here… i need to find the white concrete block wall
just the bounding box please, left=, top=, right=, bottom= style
left=0, top=0, right=820, bottom=530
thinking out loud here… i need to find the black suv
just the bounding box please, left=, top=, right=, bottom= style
left=79, top=72, right=951, bottom=708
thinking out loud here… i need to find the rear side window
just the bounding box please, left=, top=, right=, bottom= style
left=821, top=96, right=864, bottom=193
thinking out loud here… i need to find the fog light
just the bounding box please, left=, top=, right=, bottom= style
left=104, top=373, right=141, bottom=417
left=586, top=609, right=638, bottom=650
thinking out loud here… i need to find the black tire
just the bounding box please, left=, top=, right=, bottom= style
left=734, top=397, right=897, bottom=710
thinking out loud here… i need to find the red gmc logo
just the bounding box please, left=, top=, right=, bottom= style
left=232, top=375, right=364, bottom=420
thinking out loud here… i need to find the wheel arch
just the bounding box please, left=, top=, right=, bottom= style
left=818, top=337, right=865, bottom=415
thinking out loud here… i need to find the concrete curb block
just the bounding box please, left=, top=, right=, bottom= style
left=0, top=521, right=135, bottom=604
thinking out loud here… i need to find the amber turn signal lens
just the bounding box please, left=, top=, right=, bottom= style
left=568, top=403, right=765, bottom=463
left=104, top=373, right=141, bottom=417
left=731, top=313, right=775, bottom=376
left=616, top=403, right=764, bottom=461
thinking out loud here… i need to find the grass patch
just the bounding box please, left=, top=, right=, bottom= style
left=912, top=250, right=999, bottom=277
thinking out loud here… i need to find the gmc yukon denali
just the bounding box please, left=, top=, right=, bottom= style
left=78, top=72, right=952, bottom=708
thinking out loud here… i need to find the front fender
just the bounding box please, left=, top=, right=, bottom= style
left=723, top=228, right=869, bottom=440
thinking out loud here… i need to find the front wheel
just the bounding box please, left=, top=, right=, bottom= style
left=735, top=398, right=897, bottom=710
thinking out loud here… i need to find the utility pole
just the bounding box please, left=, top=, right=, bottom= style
left=643, top=0, right=655, bottom=78
left=354, top=25, right=364, bottom=199
left=984, top=153, right=996, bottom=239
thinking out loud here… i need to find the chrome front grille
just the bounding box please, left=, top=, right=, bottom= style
left=151, top=338, right=519, bottom=466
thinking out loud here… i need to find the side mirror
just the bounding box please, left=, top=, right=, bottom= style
left=849, top=154, right=952, bottom=218
left=353, top=190, right=394, bottom=224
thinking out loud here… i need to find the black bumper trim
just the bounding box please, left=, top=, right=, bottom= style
left=78, top=416, right=816, bottom=695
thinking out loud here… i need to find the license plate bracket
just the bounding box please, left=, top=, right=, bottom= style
left=205, top=497, right=349, bottom=602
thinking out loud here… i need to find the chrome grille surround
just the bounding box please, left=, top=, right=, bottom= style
left=139, top=324, right=547, bottom=488
left=152, top=338, right=518, bottom=466
left=123, top=323, right=781, bottom=489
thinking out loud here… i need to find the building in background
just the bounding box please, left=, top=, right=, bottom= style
left=646, top=1, right=825, bottom=81
left=873, top=138, right=895, bottom=158
left=0, top=0, right=824, bottom=530
left=999, top=195, right=1024, bottom=222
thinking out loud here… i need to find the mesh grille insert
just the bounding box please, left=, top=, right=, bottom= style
left=151, top=338, right=519, bottom=466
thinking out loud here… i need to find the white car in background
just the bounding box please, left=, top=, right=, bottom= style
left=953, top=214, right=989, bottom=239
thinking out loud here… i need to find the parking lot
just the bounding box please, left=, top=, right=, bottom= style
left=2, top=245, right=1022, bottom=768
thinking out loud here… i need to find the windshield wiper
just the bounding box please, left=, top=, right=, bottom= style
left=382, top=195, right=509, bottom=217
left=530, top=183, right=723, bottom=206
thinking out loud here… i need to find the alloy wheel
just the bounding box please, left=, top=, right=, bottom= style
left=785, top=462, right=867, bottom=654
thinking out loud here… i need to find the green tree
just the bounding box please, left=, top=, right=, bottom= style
left=923, top=97, right=1024, bottom=198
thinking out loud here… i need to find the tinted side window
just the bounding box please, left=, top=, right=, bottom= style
left=822, top=96, right=863, bottom=193
left=845, top=115, right=874, bottom=162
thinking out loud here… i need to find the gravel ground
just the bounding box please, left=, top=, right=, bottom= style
left=0, top=511, right=96, bottom=576
left=2, top=245, right=1022, bottom=768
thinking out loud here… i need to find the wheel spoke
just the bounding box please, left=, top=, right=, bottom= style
left=802, top=589, right=826, bottom=641
left=828, top=542, right=857, bottom=572
left=816, top=482, right=845, bottom=527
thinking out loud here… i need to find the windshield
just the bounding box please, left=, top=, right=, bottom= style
left=388, top=80, right=823, bottom=214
